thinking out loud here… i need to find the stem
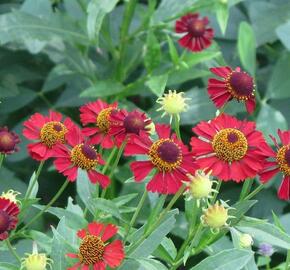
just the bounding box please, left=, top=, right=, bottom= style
left=173, top=114, right=181, bottom=140
left=210, top=180, right=222, bottom=204
left=285, top=250, right=290, bottom=270
left=19, top=180, right=69, bottom=233
left=124, top=190, right=148, bottom=243
left=101, top=147, right=118, bottom=175
left=244, top=184, right=264, bottom=200
left=266, top=258, right=271, bottom=270
left=239, top=179, right=254, bottom=201
left=101, top=140, right=126, bottom=198
left=6, top=239, right=21, bottom=264
left=25, top=161, right=45, bottom=200
left=0, top=154, right=4, bottom=170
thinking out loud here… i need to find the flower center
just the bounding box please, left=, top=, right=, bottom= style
left=0, top=131, right=15, bottom=151
left=276, top=146, right=290, bottom=175
left=70, top=144, right=99, bottom=170
left=0, top=210, right=10, bottom=234
left=226, top=71, right=254, bottom=100
left=96, top=108, right=114, bottom=134
left=189, top=19, right=206, bottom=37
left=78, top=235, right=105, bottom=265
left=40, top=121, right=67, bottom=148
left=212, top=128, right=248, bottom=162
left=149, top=139, right=182, bottom=171
left=123, top=113, right=146, bottom=135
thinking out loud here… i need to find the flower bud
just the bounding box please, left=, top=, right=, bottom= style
left=239, top=234, right=253, bottom=248
left=258, top=243, right=274, bottom=257
left=202, top=202, right=229, bottom=230
left=188, top=171, right=213, bottom=199
left=0, top=127, right=20, bottom=154
left=1, top=190, right=20, bottom=204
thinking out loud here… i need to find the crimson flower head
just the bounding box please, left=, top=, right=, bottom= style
left=80, top=100, right=117, bottom=149
left=0, top=197, right=19, bottom=240
left=109, top=109, right=152, bottom=147
left=125, top=124, right=198, bottom=194
left=260, top=130, right=290, bottom=200
left=208, top=66, right=256, bottom=114
left=0, top=127, right=20, bottom=155
left=175, top=13, right=214, bottom=52
left=191, top=114, right=266, bottom=182
left=67, top=222, right=125, bottom=270
left=53, top=126, right=110, bottom=188
left=23, top=111, right=75, bottom=161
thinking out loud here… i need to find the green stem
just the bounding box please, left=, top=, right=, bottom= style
left=211, top=180, right=222, bottom=204
left=0, top=154, right=4, bottom=170
left=239, top=179, right=254, bottom=201
left=266, top=258, right=271, bottom=270
left=25, top=161, right=45, bottom=200
left=19, top=180, right=69, bottom=233
left=244, top=184, right=264, bottom=200
left=124, top=190, right=148, bottom=243
left=6, top=239, right=21, bottom=264
left=173, top=115, right=181, bottom=140
left=102, top=147, right=118, bottom=175
left=285, top=250, right=290, bottom=270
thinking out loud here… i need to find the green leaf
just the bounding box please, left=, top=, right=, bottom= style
left=231, top=200, right=257, bottom=223
left=145, top=74, right=168, bottom=97
left=257, top=103, right=287, bottom=143
left=80, top=80, right=124, bottom=98
left=237, top=22, right=256, bottom=75
left=144, top=30, right=161, bottom=72
left=167, top=68, right=210, bottom=86
left=135, top=258, right=168, bottom=270
left=183, top=51, right=221, bottom=67
left=190, top=249, right=254, bottom=270
left=167, top=35, right=179, bottom=65
left=272, top=211, right=286, bottom=232
left=276, top=21, right=290, bottom=50
left=87, top=0, right=119, bottom=43
left=216, top=2, right=229, bottom=35
left=26, top=171, right=38, bottom=199
left=267, top=53, right=290, bottom=99
left=154, top=237, right=177, bottom=263
left=112, top=193, right=138, bottom=207
left=30, top=230, right=52, bottom=253
left=88, top=198, right=121, bottom=218
left=236, top=217, right=290, bottom=249
left=76, top=170, right=95, bottom=207
left=0, top=263, right=19, bottom=270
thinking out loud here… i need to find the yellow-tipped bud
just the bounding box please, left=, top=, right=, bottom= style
left=188, top=171, right=213, bottom=199
left=239, top=234, right=253, bottom=248
left=202, top=202, right=229, bottom=229
left=1, top=189, right=20, bottom=204
left=156, top=90, right=190, bottom=123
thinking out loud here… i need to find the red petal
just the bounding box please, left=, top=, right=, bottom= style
left=260, top=167, right=279, bottom=183
left=130, top=161, right=153, bottom=182
left=87, top=170, right=110, bottom=188
left=101, top=224, right=118, bottom=242
left=278, top=176, right=290, bottom=200
left=77, top=229, right=87, bottom=239
left=245, top=98, right=256, bottom=114
left=210, top=66, right=232, bottom=78
left=88, top=222, right=104, bottom=237
left=103, top=240, right=125, bottom=268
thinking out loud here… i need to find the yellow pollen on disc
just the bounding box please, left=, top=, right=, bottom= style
left=78, top=235, right=105, bottom=265
left=276, top=145, right=290, bottom=176
left=149, top=139, right=182, bottom=172
left=212, top=128, right=248, bottom=162
left=96, top=108, right=113, bottom=133
left=40, top=121, right=67, bottom=148
left=70, top=144, right=98, bottom=170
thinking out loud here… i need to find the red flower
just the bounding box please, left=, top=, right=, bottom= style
left=0, top=198, right=19, bottom=240
left=109, top=109, right=152, bottom=147
left=67, top=222, right=125, bottom=270
left=125, top=124, right=198, bottom=194
left=191, top=114, right=266, bottom=182
left=23, top=111, right=75, bottom=161
left=53, top=126, right=110, bottom=188
left=0, top=127, right=20, bottom=155
left=80, top=100, right=117, bottom=149
left=208, top=66, right=256, bottom=114
left=260, top=130, right=290, bottom=200
left=175, top=13, right=214, bottom=52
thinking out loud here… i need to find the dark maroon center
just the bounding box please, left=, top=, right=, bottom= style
left=189, top=19, right=206, bottom=37
left=227, top=133, right=238, bottom=143
left=157, top=141, right=180, bottom=163
left=285, top=149, right=290, bottom=166
left=0, top=210, right=10, bottom=234
left=0, top=131, right=16, bottom=151
left=229, top=72, right=254, bottom=96
left=123, top=113, right=145, bottom=135
left=81, top=144, right=97, bottom=160
left=53, top=124, right=63, bottom=132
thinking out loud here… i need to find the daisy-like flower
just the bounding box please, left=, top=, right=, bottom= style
left=80, top=100, right=118, bottom=149
left=1, top=190, right=20, bottom=205
left=109, top=109, right=152, bottom=147
left=0, top=127, right=20, bottom=154
left=175, top=13, right=214, bottom=52
left=208, top=66, right=256, bottom=114
left=53, top=125, right=110, bottom=188
left=156, top=90, right=190, bottom=123
left=0, top=197, right=19, bottom=240
left=67, top=222, right=125, bottom=270
left=191, top=114, right=266, bottom=182
left=259, top=130, right=290, bottom=200
left=23, top=111, right=75, bottom=161
left=125, top=124, right=198, bottom=194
